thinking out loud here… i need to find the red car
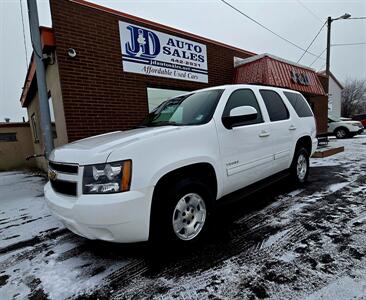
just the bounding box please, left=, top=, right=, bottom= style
left=352, top=114, right=366, bottom=127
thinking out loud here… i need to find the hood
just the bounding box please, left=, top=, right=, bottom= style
left=339, top=121, right=363, bottom=126
left=49, top=126, right=181, bottom=165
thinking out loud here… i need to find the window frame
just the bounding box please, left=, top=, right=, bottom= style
left=221, top=88, right=264, bottom=129
left=0, top=132, right=17, bottom=142
left=31, top=113, right=39, bottom=143
left=259, top=89, right=290, bottom=122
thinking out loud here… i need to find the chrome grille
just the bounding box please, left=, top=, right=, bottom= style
left=49, top=161, right=78, bottom=174
left=48, top=162, right=79, bottom=196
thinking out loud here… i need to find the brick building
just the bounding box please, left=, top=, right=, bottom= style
left=19, top=0, right=328, bottom=170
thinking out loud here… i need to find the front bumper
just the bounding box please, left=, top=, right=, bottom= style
left=44, top=182, right=154, bottom=243
left=349, top=128, right=364, bottom=135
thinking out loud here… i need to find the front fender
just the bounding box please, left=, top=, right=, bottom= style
left=150, top=156, right=222, bottom=191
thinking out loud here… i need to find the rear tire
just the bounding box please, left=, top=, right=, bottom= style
left=335, top=127, right=349, bottom=139
left=290, top=147, right=309, bottom=184
left=150, top=177, right=213, bottom=245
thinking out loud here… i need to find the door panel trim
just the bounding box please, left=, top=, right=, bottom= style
left=274, top=149, right=290, bottom=160
left=227, top=154, right=273, bottom=176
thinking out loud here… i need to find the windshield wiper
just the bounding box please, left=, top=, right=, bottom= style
left=148, top=121, right=181, bottom=127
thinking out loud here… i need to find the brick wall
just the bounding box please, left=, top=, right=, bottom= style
left=50, top=0, right=253, bottom=142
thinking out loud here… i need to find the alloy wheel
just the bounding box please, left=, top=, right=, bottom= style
left=172, top=193, right=206, bottom=241
left=297, top=154, right=307, bottom=181
left=336, top=129, right=346, bottom=138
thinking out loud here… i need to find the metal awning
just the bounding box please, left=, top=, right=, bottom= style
left=233, top=53, right=326, bottom=96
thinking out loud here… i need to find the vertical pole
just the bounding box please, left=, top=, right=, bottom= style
left=325, top=17, right=332, bottom=76
left=27, top=0, right=54, bottom=158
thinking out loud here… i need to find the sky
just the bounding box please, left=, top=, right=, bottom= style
left=0, top=0, right=365, bottom=122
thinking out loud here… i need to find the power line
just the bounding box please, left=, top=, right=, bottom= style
left=296, top=0, right=322, bottom=23
left=308, top=42, right=365, bottom=68
left=19, top=0, right=28, bottom=70
left=297, top=21, right=326, bottom=63
left=309, top=48, right=326, bottom=67
left=218, top=0, right=323, bottom=59
left=331, top=42, right=366, bottom=46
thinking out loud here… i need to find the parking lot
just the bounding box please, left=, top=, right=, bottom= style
left=0, top=135, right=366, bottom=300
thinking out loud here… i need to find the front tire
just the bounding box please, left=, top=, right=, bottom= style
left=290, top=147, right=309, bottom=184
left=335, top=127, right=348, bottom=139
left=150, top=177, right=212, bottom=244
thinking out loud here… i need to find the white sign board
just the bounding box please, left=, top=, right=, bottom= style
left=119, top=21, right=208, bottom=83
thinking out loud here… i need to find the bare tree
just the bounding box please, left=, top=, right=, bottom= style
left=341, top=79, right=366, bottom=117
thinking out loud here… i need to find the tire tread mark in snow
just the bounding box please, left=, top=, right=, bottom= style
left=0, top=228, right=68, bottom=255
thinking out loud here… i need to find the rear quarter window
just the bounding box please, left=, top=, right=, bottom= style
left=283, top=92, right=313, bottom=118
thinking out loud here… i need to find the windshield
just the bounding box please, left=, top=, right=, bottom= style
left=328, top=115, right=341, bottom=122
left=140, top=89, right=224, bottom=127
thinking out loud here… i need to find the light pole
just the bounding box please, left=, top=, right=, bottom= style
left=326, top=13, right=351, bottom=76
left=27, top=0, right=54, bottom=158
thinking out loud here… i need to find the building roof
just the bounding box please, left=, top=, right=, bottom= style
left=19, top=27, right=56, bottom=108
left=318, top=70, right=344, bottom=90
left=235, top=53, right=315, bottom=71
left=0, top=122, right=30, bottom=128
left=234, top=54, right=326, bottom=96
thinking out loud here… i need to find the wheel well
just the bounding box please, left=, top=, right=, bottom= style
left=153, top=163, right=218, bottom=200
left=149, top=163, right=218, bottom=239
left=334, top=126, right=349, bottom=133
left=295, top=136, right=312, bottom=154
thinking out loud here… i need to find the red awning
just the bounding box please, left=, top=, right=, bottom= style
left=234, top=54, right=326, bottom=96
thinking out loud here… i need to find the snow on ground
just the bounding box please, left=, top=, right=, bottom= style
left=0, top=172, right=63, bottom=249
left=0, top=134, right=366, bottom=299
left=0, top=172, right=131, bottom=299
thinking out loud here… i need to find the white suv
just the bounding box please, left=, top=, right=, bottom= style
left=328, top=115, right=364, bottom=139
left=45, top=85, right=317, bottom=244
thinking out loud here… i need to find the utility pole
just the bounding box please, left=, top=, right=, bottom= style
left=27, top=0, right=54, bottom=158
left=325, top=16, right=332, bottom=76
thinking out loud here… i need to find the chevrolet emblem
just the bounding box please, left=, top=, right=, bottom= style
left=48, top=169, right=57, bottom=181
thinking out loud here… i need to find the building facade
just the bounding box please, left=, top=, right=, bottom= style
left=318, top=71, right=343, bottom=118
left=0, top=122, right=35, bottom=170
left=19, top=0, right=328, bottom=170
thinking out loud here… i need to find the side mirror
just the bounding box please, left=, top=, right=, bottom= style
left=222, top=106, right=258, bottom=129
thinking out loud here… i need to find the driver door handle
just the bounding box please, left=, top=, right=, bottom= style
left=259, top=130, right=270, bottom=137
left=289, top=125, right=297, bottom=131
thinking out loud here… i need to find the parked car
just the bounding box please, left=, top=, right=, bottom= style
left=352, top=113, right=366, bottom=127
left=45, top=84, right=317, bottom=244
left=328, top=115, right=364, bottom=139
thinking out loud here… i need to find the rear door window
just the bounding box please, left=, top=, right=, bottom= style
left=283, top=92, right=313, bottom=117
left=260, top=90, right=289, bottom=122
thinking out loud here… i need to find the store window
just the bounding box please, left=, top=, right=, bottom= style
left=147, top=88, right=188, bottom=112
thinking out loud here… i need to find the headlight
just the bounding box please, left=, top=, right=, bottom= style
left=83, top=160, right=132, bottom=194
